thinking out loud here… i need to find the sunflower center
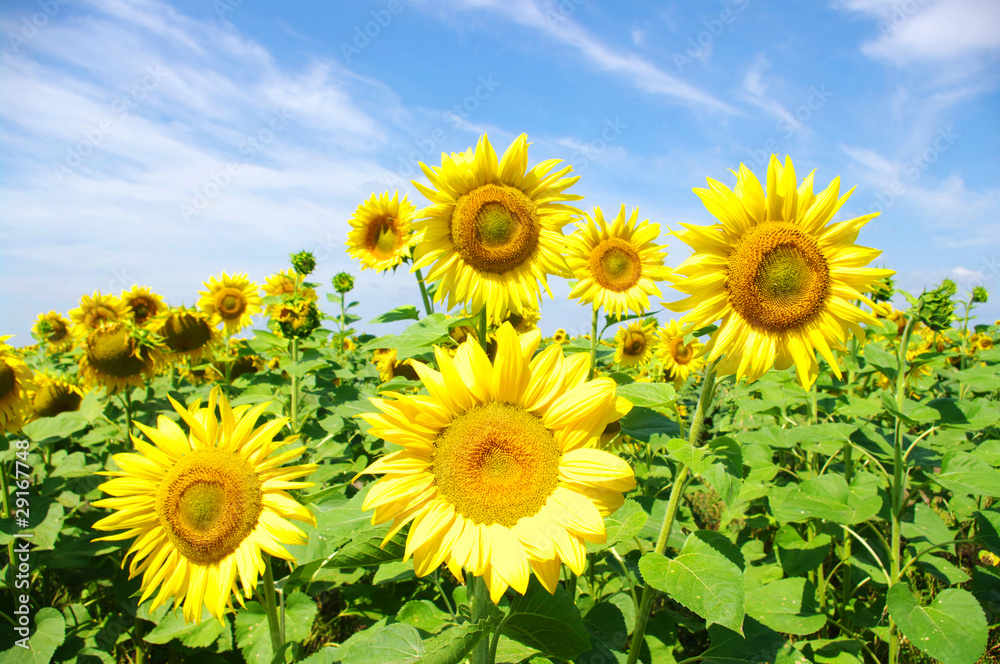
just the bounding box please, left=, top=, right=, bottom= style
left=162, top=313, right=212, bottom=352
left=33, top=383, right=82, bottom=418
left=88, top=326, right=147, bottom=378
left=624, top=332, right=645, bottom=356
left=131, top=297, right=156, bottom=324
left=88, top=305, right=119, bottom=329
left=451, top=184, right=539, bottom=274
left=156, top=448, right=263, bottom=565
left=0, top=362, right=15, bottom=400
left=432, top=401, right=560, bottom=528
left=726, top=222, right=830, bottom=332
left=367, top=217, right=402, bottom=260
left=590, top=239, right=642, bottom=292
left=216, top=289, right=247, bottom=319
left=48, top=320, right=69, bottom=343
left=671, top=337, right=694, bottom=364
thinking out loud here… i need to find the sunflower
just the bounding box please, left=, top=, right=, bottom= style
left=29, top=374, right=84, bottom=419
left=656, top=320, right=706, bottom=385
left=79, top=322, right=155, bottom=392
left=262, top=269, right=317, bottom=314
left=566, top=205, right=671, bottom=319
left=613, top=321, right=656, bottom=368
left=976, top=335, right=994, bottom=352
left=92, top=388, right=317, bottom=623
left=666, top=156, right=894, bottom=388
left=70, top=292, right=130, bottom=338
left=372, top=348, right=420, bottom=383
left=552, top=329, right=569, bottom=345
left=273, top=298, right=321, bottom=339
left=504, top=308, right=541, bottom=335
left=346, top=191, right=420, bottom=272
left=0, top=337, right=35, bottom=434
left=198, top=273, right=262, bottom=335
left=411, top=133, right=581, bottom=323
left=155, top=308, right=220, bottom=364
left=122, top=286, right=167, bottom=326
left=33, top=311, right=74, bottom=352
left=358, top=323, right=635, bottom=603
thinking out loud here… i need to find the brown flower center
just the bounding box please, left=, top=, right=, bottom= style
left=590, top=238, right=641, bottom=292
left=451, top=183, right=539, bottom=274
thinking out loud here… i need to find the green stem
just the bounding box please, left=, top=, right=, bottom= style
left=262, top=556, right=284, bottom=656
left=477, top=307, right=488, bottom=354
left=626, top=364, right=717, bottom=664
left=468, top=574, right=491, bottom=664
left=134, top=618, right=145, bottom=664
left=959, top=297, right=972, bottom=398
left=124, top=388, right=133, bottom=444
left=415, top=267, right=435, bottom=316
left=290, top=338, right=299, bottom=433
left=0, top=455, right=16, bottom=590
left=888, top=312, right=917, bottom=664
left=588, top=307, right=600, bottom=380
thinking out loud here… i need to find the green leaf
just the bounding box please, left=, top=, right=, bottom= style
left=368, top=306, right=420, bottom=324
left=639, top=530, right=745, bottom=634
left=326, top=526, right=407, bottom=568
left=362, top=314, right=453, bottom=358
left=666, top=437, right=743, bottom=507
left=143, top=608, right=225, bottom=647
left=421, top=621, right=490, bottom=664
left=22, top=411, right=89, bottom=442
left=702, top=617, right=808, bottom=664
left=886, top=584, right=987, bottom=664
left=397, top=600, right=450, bottom=635
left=614, top=383, right=676, bottom=410
left=502, top=579, right=590, bottom=659
left=619, top=406, right=679, bottom=442
left=862, top=343, right=898, bottom=381
left=935, top=451, right=1000, bottom=497
left=234, top=592, right=318, bottom=664
left=926, top=398, right=1000, bottom=430
left=901, top=503, right=957, bottom=555
left=339, top=623, right=421, bottom=663
left=774, top=525, right=832, bottom=577
left=955, top=365, right=1000, bottom=393
left=746, top=577, right=827, bottom=635
left=0, top=608, right=66, bottom=664
left=587, top=499, right=647, bottom=553
left=880, top=392, right=940, bottom=425
left=974, top=509, right=1000, bottom=556
left=770, top=474, right=882, bottom=525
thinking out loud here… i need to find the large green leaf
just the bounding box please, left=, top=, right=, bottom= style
left=702, top=617, right=808, bottom=664
left=901, top=503, right=958, bottom=554
left=586, top=499, right=647, bottom=553
left=397, top=600, right=450, bottom=635
left=935, top=451, right=1000, bottom=497
left=666, top=436, right=743, bottom=507
left=926, top=398, right=1000, bottom=431
left=774, top=525, right=831, bottom=577
left=614, top=382, right=676, bottom=411
left=746, top=577, right=827, bottom=635
left=326, top=526, right=407, bottom=568
left=886, top=584, right=987, bottom=664
left=975, top=508, right=1000, bottom=556
left=502, top=580, right=590, bottom=659
left=0, top=608, right=66, bottom=664
left=368, top=305, right=420, bottom=324
left=143, top=608, right=226, bottom=647
left=234, top=592, right=317, bottom=664
left=362, top=314, right=453, bottom=358
left=639, top=530, right=745, bottom=634
left=769, top=474, right=882, bottom=524
left=955, top=365, right=1000, bottom=393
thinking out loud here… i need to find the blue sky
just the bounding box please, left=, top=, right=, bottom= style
left=2, top=0, right=999, bottom=344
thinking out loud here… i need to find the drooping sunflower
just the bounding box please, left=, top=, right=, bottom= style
left=566, top=205, right=671, bottom=319
left=656, top=320, right=706, bottom=385
left=33, top=311, right=74, bottom=352
left=613, top=321, right=656, bottom=368
left=372, top=348, right=420, bottom=383
left=92, top=388, right=317, bottom=623
left=198, top=273, right=262, bottom=335
left=0, top=337, right=35, bottom=434
left=122, top=286, right=167, bottom=326
left=358, top=323, right=635, bottom=603
left=346, top=191, right=420, bottom=272
left=503, top=308, right=541, bottom=335
left=70, top=291, right=130, bottom=338
left=411, top=133, right=582, bottom=323
left=666, top=156, right=894, bottom=388
left=78, top=322, right=155, bottom=392
left=155, top=307, right=220, bottom=364
left=29, top=374, right=84, bottom=419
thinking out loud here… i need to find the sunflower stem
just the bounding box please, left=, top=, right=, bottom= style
left=588, top=307, right=600, bottom=380
left=415, top=267, right=435, bottom=317
left=290, top=338, right=299, bottom=433
left=468, top=574, right=491, bottom=664
left=626, top=363, right=717, bottom=664
left=888, top=310, right=918, bottom=664
left=262, top=555, right=284, bottom=656
left=0, top=447, right=18, bottom=590
left=133, top=618, right=145, bottom=664
left=124, top=388, right=133, bottom=444
left=477, top=307, right=489, bottom=354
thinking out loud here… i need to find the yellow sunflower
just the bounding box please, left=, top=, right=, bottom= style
left=262, top=269, right=317, bottom=313
left=613, top=321, right=656, bottom=368
left=92, top=388, right=317, bottom=623
left=78, top=322, right=155, bottom=392
left=33, top=311, right=74, bottom=352
left=358, top=323, right=635, bottom=603
left=975, top=335, right=994, bottom=352
left=656, top=320, right=706, bottom=385
left=346, top=191, right=420, bottom=272
left=29, top=374, right=84, bottom=419
left=198, top=273, right=262, bottom=335
left=0, top=336, right=35, bottom=434
left=566, top=205, right=671, bottom=319
left=666, top=156, right=893, bottom=388
left=70, top=291, right=130, bottom=338
left=372, top=348, right=420, bottom=383
left=122, top=286, right=167, bottom=326
left=552, top=329, right=569, bottom=345
left=411, top=133, right=581, bottom=323
left=155, top=308, right=220, bottom=364
left=504, top=308, right=541, bottom=335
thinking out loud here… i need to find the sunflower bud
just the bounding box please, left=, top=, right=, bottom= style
left=333, top=272, right=355, bottom=294
left=972, top=285, right=989, bottom=304
left=290, top=250, right=316, bottom=276
left=275, top=298, right=321, bottom=339
left=870, top=275, right=894, bottom=303
left=918, top=281, right=956, bottom=332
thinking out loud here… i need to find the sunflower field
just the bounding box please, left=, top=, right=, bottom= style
left=2, top=136, right=1000, bottom=664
